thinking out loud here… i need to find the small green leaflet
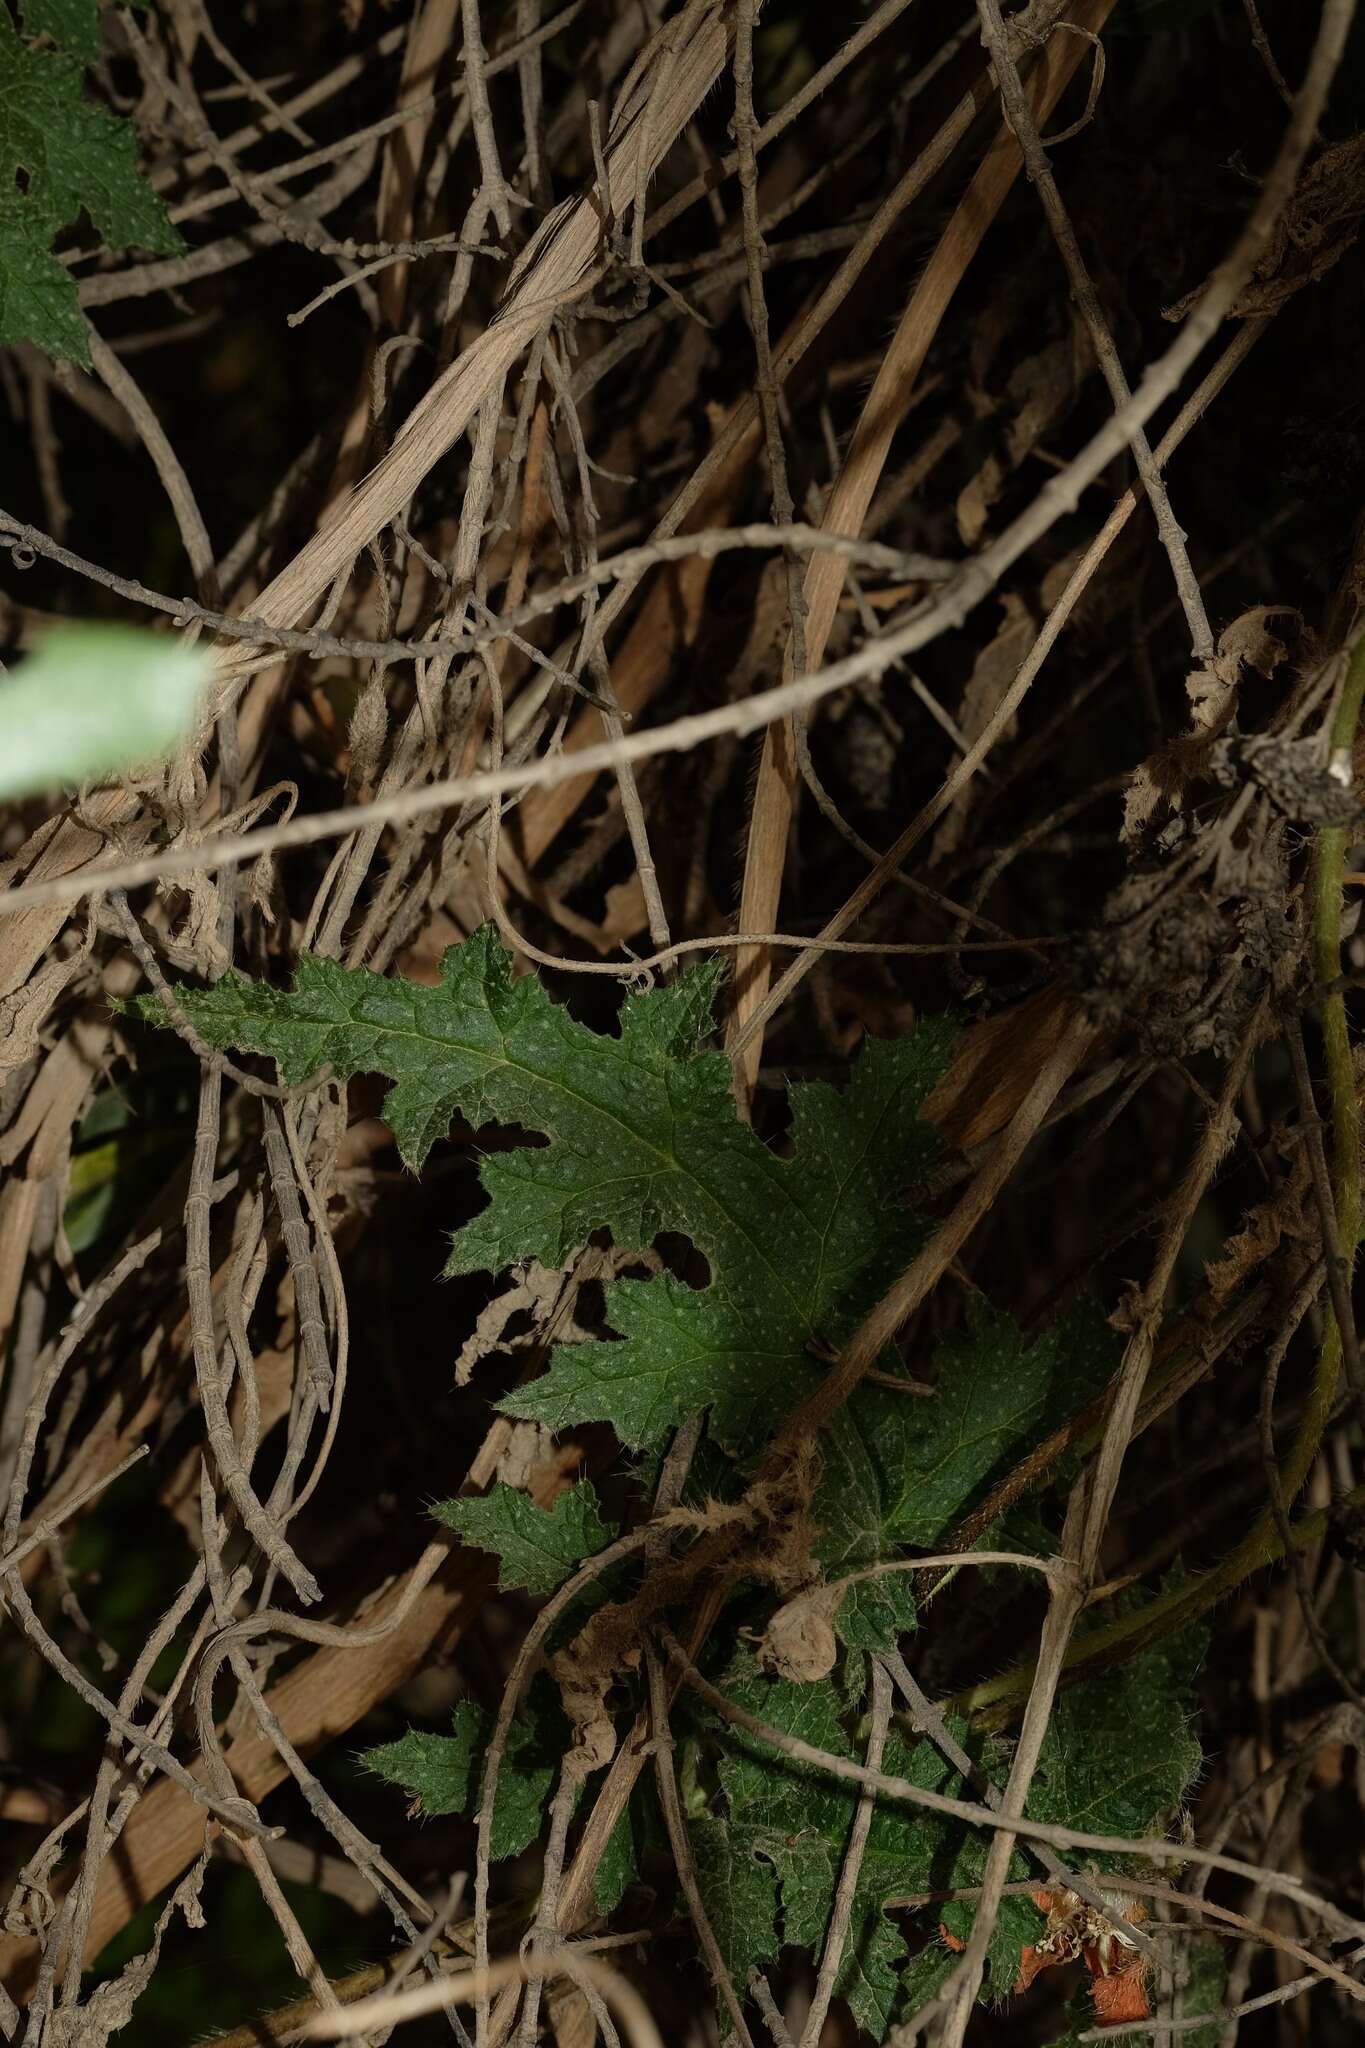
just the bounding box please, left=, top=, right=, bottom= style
left=1, top=6, right=179, bottom=362
left=877, top=1301, right=1117, bottom=1549
left=434, top=1481, right=616, bottom=1596
left=367, top=1682, right=655, bottom=1913
left=365, top=1724, right=479, bottom=1819
left=727, top=1668, right=1002, bottom=2032
left=365, top=1683, right=565, bottom=1862
left=0, top=626, right=210, bottom=799
left=140, top=926, right=954, bottom=1451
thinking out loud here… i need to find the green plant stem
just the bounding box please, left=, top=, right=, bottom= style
left=1282, top=628, right=1365, bottom=1445
left=961, top=1479, right=1365, bottom=1729
left=963, top=635, right=1365, bottom=1725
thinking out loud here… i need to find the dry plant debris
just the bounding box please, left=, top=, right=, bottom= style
left=4, top=4, right=1365, bottom=2048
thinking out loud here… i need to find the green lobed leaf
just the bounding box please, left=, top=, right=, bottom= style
left=433, top=1480, right=616, bottom=1596
left=140, top=927, right=954, bottom=1451
left=1027, top=1640, right=1204, bottom=1849
left=364, top=1682, right=565, bottom=1861
left=0, top=7, right=180, bottom=361
left=0, top=627, right=210, bottom=798
left=810, top=1299, right=1117, bottom=1650
left=685, top=1641, right=1202, bottom=2037
left=135, top=925, right=726, bottom=1171
left=498, top=1019, right=953, bottom=1448
left=689, top=1816, right=781, bottom=1988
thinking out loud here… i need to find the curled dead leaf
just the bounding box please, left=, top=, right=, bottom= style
left=757, top=1583, right=843, bottom=1683
left=1123, top=606, right=1300, bottom=843
left=1188, top=605, right=1297, bottom=736
left=569, top=1714, right=618, bottom=1777
left=956, top=328, right=1092, bottom=547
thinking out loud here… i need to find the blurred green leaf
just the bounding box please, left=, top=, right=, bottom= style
left=0, top=626, right=209, bottom=799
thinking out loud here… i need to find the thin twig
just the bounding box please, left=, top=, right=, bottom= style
left=461, top=0, right=512, bottom=236
left=644, top=1643, right=754, bottom=2048
left=800, top=1658, right=892, bottom=2046
left=974, top=0, right=1212, bottom=658
left=0, top=1445, right=148, bottom=1580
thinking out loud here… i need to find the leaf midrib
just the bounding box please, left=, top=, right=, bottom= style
left=273, top=985, right=815, bottom=1323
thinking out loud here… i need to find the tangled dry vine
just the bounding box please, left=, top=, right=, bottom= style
left=5, top=5, right=1365, bottom=2048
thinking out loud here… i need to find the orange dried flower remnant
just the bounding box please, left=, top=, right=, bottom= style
left=1019, top=1888, right=1151, bottom=2027
left=939, top=1886, right=1150, bottom=2028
